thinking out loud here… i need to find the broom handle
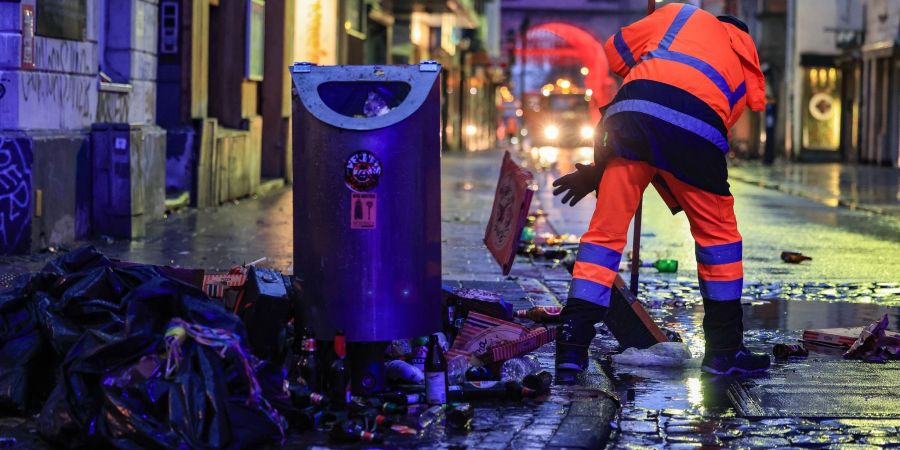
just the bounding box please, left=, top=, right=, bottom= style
left=630, top=0, right=656, bottom=297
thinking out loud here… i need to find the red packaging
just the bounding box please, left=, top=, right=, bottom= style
left=802, top=327, right=900, bottom=348
left=480, top=326, right=556, bottom=365
left=484, top=151, right=535, bottom=275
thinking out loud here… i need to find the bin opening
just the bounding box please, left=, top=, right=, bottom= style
left=317, top=81, right=412, bottom=118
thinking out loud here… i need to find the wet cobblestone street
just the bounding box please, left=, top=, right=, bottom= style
left=524, top=148, right=900, bottom=448
left=2, top=150, right=900, bottom=448
left=600, top=290, right=900, bottom=449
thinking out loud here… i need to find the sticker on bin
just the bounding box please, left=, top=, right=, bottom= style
left=351, top=192, right=377, bottom=229
left=345, top=150, right=382, bottom=191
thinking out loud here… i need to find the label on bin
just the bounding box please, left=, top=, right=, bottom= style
left=345, top=150, right=382, bottom=191
left=350, top=192, right=377, bottom=229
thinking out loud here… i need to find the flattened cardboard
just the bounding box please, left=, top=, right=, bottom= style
left=484, top=152, right=534, bottom=275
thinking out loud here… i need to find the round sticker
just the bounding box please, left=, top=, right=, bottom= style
left=345, top=151, right=382, bottom=191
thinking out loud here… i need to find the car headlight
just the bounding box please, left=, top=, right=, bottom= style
left=580, top=126, right=594, bottom=139
left=538, top=146, right=559, bottom=164
left=544, top=125, right=559, bottom=139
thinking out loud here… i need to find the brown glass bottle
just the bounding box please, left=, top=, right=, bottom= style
left=424, top=334, right=449, bottom=405
left=328, top=330, right=350, bottom=410
left=515, top=306, right=563, bottom=322
left=296, top=328, right=321, bottom=392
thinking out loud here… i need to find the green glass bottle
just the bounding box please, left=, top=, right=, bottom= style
left=520, top=225, right=536, bottom=242
left=641, top=259, right=678, bottom=273
left=520, top=215, right=537, bottom=242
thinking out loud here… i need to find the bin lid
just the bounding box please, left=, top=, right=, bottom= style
left=290, top=63, right=441, bottom=131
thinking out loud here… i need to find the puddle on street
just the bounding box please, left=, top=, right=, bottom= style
left=599, top=298, right=900, bottom=417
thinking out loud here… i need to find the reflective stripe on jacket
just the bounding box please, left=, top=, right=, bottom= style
left=603, top=3, right=766, bottom=151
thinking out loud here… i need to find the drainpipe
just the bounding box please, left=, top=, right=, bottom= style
left=98, top=0, right=106, bottom=76
left=785, top=0, right=797, bottom=159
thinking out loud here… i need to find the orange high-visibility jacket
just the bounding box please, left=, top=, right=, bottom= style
left=604, top=3, right=765, bottom=129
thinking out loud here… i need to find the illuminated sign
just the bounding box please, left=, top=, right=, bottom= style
left=802, top=67, right=841, bottom=151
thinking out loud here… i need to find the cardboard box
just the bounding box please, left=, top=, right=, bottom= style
left=480, top=326, right=556, bottom=365
left=446, top=311, right=555, bottom=366
left=447, top=312, right=529, bottom=359
left=202, top=273, right=248, bottom=298
left=802, top=327, right=900, bottom=348
left=484, top=151, right=535, bottom=275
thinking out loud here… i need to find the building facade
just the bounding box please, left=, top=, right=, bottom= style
left=0, top=0, right=495, bottom=254
left=737, top=0, right=899, bottom=167
left=857, top=0, right=900, bottom=167
left=1, top=0, right=167, bottom=253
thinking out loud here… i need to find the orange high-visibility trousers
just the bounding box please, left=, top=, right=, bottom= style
left=569, top=157, right=743, bottom=306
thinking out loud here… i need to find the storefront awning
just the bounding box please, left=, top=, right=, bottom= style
left=393, top=0, right=479, bottom=29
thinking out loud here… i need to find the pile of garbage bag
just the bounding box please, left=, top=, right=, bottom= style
left=0, top=247, right=287, bottom=449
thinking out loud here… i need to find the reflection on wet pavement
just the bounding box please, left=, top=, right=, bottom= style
left=599, top=293, right=900, bottom=447
left=527, top=148, right=900, bottom=283
left=520, top=147, right=900, bottom=447
left=1, top=149, right=897, bottom=447
left=730, top=162, right=900, bottom=218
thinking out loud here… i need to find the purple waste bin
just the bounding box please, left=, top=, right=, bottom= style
left=291, top=61, right=442, bottom=339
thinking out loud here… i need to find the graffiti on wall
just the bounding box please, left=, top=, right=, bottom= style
left=18, top=72, right=95, bottom=129
left=22, top=73, right=92, bottom=119
left=0, top=137, right=32, bottom=254
left=97, top=91, right=129, bottom=122
left=34, top=38, right=93, bottom=74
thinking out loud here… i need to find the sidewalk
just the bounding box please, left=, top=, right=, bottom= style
left=729, top=161, right=900, bottom=217
left=0, top=151, right=619, bottom=450
left=5, top=150, right=900, bottom=449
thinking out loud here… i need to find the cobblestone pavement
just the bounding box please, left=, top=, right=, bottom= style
left=3, top=150, right=900, bottom=449
left=0, top=151, right=617, bottom=449
left=598, top=288, right=900, bottom=449
left=523, top=148, right=900, bottom=449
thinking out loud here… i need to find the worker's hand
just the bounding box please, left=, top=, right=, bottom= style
left=552, top=163, right=602, bottom=207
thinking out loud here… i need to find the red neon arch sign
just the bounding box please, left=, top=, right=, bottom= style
left=521, top=22, right=614, bottom=122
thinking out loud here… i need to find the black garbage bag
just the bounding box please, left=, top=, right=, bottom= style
left=40, top=245, right=113, bottom=275
left=0, top=284, right=54, bottom=413
left=0, top=246, right=288, bottom=449
left=0, top=247, right=121, bottom=414
left=38, top=272, right=288, bottom=449
left=36, top=264, right=163, bottom=358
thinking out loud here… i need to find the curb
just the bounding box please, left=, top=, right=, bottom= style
left=520, top=195, right=621, bottom=448
left=728, top=172, right=898, bottom=218
left=548, top=360, right=620, bottom=449
left=451, top=278, right=620, bottom=449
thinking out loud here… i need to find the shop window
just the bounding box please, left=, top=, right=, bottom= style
left=246, top=0, right=265, bottom=81
left=35, top=0, right=87, bottom=40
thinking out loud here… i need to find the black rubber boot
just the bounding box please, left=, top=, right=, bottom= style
left=700, top=299, right=770, bottom=375
left=556, top=298, right=607, bottom=372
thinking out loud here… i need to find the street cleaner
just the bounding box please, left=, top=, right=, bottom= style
left=551, top=3, right=771, bottom=376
